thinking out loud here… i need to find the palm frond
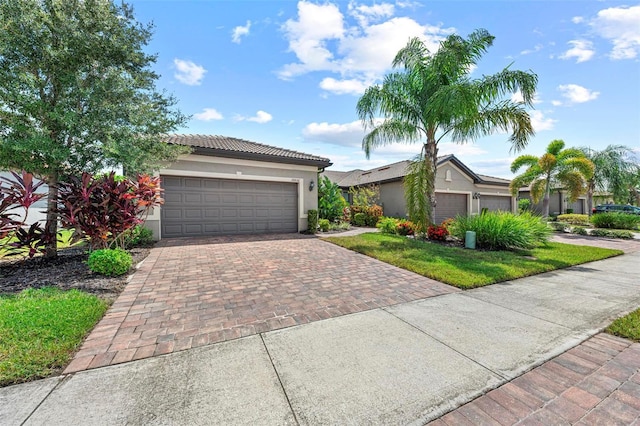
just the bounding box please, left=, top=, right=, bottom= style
left=510, top=155, right=539, bottom=173
left=403, top=154, right=434, bottom=231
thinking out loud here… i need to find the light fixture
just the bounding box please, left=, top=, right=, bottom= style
left=473, top=192, right=481, bottom=199
left=309, top=179, right=315, bottom=191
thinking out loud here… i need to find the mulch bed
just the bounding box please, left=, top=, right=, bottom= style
left=0, top=247, right=151, bottom=302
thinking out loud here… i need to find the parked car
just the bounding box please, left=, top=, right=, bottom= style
left=592, top=204, right=640, bottom=215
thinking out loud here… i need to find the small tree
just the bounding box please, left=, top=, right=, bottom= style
left=349, top=184, right=380, bottom=208
left=318, top=176, right=348, bottom=222
left=0, top=0, right=189, bottom=257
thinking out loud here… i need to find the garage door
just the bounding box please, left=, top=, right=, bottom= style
left=434, top=193, right=468, bottom=224
left=481, top=195, right=512, bottom=212
left=161, top=176, right=298, bottom=238
left=569, top=199, right=585, bottom=214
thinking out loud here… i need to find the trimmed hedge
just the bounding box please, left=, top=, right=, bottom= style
left=557, top=214, right=590, bottom=226
left=591, top=212, right=640, bottom=230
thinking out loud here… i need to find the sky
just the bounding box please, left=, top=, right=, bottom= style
left=130, top=0, right=640, bottom=178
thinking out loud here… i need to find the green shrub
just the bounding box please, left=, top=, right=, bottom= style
left=123, top=225, right=154, bottom=248
left=353, top=213, right=366, bottom=226
left=565, top=208, right=574, bottom=214
left=517, top=198, right=531, bottom=213
left=329, top=221, right=350, bottom=231
left=396, top=220, right=415, bottom=236
left=557, top=214, right=590, bottom=226
left=307, top=209, right=318, bottom=232
left=550, top=222, right=567, bottom=232
left=318, top=176, right=348, bottom=222
left=589, top=229, right=634, bottom=239
left=365, top=205, right=383, bottom=226
left=591, top=212, right=640, bottom=230
left=318, top=219, right=330, bottom=232
left=377, top=217, right=399, bottom=234
left=87, top=248, right=133, bottom=276
left=449, top=211, right=552, bottom=250
left=572, top=226, right=588, bottom=235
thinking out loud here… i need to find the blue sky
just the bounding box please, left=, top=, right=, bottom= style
left=131, top=0, right=640, bottom=178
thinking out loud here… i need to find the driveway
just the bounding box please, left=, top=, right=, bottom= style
left=65, top=233, right=456, bottom=373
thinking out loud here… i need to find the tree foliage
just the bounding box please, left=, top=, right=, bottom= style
left=318, top=176, right=347, bottom=222
left=0, top=0, right=189, bottom=256
left=357, top=29, right=537, bottom=229
left=510, top=139, right=594, bottom=217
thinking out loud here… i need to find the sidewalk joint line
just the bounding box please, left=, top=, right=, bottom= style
left=20, top=374, right=71, bottom=426
left=380, top=307, right=509, bottom=381
left=259, top=333, right=300, bottom=426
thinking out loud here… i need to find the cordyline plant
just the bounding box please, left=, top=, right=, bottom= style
left=58, top=172, right=162, bottom=249
left=0, top=171, right=54, bottom=258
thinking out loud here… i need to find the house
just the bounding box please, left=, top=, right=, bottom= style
left=322, top=155, right=514, bottom=224
left=518, top=188, right=587, bottom=215
left=144, top=135, right=332, bottom=239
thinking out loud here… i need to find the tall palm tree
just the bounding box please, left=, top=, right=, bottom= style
left=356, top=29, right=537, bottom=230
left=580, top=145, right=639, bottom=213
left=510, top=139, right=594, bottom=217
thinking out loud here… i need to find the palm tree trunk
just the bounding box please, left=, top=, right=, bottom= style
left=542, top=178, right=551, bottom=218
left=424, top=131, right=438, bottom=226
left=586, top=181, right=594, bottom=216
left=44, top=171, right=59, bottom=258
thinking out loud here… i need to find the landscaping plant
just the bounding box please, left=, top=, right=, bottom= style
left=318, top=219, right=330, bottom=232
left=591, top=212, right=640, bottom=230
left=307, top=209, right=318, bottom=232
left=396, top=220, right=415, bottom=236
left=353, top=212, right=367, bottom=227
left=517, top=198, right=531, bottom=213
left=377, top=217, right=400, bottom=234
left=589, top=229, right=634, bottom=239
left=427, top=224, right=449, bottom=241
left=449, top=211, right=552, bottom=250
left=318, top=176, right=347, bottom=222
left=556, top=214, right=590, bottom=226
left=87, top=248, right=133, bottom=276
left=571, top=226, right=588, bottom=235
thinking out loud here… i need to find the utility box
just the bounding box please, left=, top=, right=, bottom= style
left=465, top=231, right=476, bottom=249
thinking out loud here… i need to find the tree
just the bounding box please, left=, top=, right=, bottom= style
left=509, top=139, right=594, bottom=218
left=0, top=0, right=189, bottom=257
left=580, top=145, right=639, bottom=213
left=357, top=29, right=537, bottom=230
left=318, top=176, right=347, bottom=222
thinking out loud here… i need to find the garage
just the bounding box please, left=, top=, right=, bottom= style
left=434, top=193, right=468, bottom=224
left=569, top=199, right=585, bottom=214
left=161, top=176, right=298, bottom=238
left=480, top=195, right=512, bottom=212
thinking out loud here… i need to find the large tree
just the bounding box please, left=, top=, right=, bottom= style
left=580, top=145, right=639, bottom=213
left=0, top=0, right=189, bottom=257
left=356, top=29, right=537, bottom=230
left=510, top=139, right=594, bottom=217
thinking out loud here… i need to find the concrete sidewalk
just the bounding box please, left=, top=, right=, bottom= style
left=2, top=251, right=640, bottom=425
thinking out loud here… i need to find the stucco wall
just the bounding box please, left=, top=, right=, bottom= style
left=145, top=154, right=320, bottom=239
left=379, top=180, right=407, bottom=218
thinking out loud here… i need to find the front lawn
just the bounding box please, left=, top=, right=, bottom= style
left=0, top=287, right=109, bottom=386
left=607, top=308, right=640, bottom=342
left=324, top=233, right=622, bottom=289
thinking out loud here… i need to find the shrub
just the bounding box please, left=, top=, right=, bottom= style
left=87, top=248, right=132, bottom=276
left=353, top=213, right=366, bottom=226
left=589, top=229, right=634, bottom=239
left=342, top=207, right=351, bottom=223
left=591, top=212, right=640, bottom=230
left=318, top=219, right=330, bottom=232
left=518, top=198, right=531, bottom=213
left=349, top=184, right=380, bottom=207
left=557, top=214, right=590, bottom=226
left=123, top=226, right=154, bottom=248
left=329, top=221, right=351, bottom=231
left=549, top=222, right=567, bottom=232
left=307, top=209, right=318, bottom=232
left=565, top=208, right=574, bottom=214
left=377, top=217, right=399, bottom=234
left=572, top=226, right=588, bottom=235
left=449, top=211, right=552, bottom=250
left=365, top=205, right=383, bottom=226
left=318, top=176, right=348, bottom=222
left=396, top=220, right=415, bottom=236
left=427, top=224, right=448, bottom=241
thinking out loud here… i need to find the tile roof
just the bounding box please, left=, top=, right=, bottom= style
left=322, top=155, right=511, bottom=187
left=164, top=134, right=332, bottom=167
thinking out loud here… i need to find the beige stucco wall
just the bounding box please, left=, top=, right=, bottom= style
left=520, top=190, right=586, bottom=215
left=379, top=180, right=407, bottom=218
left=145, top=154, right=320, bottom=239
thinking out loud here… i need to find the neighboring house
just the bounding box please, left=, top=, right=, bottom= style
left=322, top=155, right=514, bottom=224
left=144, top=135, right=331, bottom=239
left=518, top=188, right=587, bottom=215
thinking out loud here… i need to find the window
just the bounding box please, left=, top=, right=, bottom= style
left=445, top=170, right=452, bottom=181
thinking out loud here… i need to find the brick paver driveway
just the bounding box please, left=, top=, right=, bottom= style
left=66, top=233, right=457, bottom=373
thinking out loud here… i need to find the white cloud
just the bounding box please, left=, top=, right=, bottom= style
left=520, top=44, right=543, bottom=55
left=302, top=120, right=365, bottom=147
left=572, top=16, right=585, bottom=24
left=555, top=84, right=600, bottom=105
left=559, top=40, right=595, bottom=63
left=234, top=110, right=273, bottom=124
left=319, top=77, right=371, bottom=95
left=529, top=110, right=556, bottom=131
left=510, top=91, right=542, bottom=105
left=590, top=5, right=640, bottom=59
left=467, top=158, right=515, bottom=179
left=279, top=1, right=454, bottom=93
left=193, top=108, right=223, bottom=121
left=173, top=59, right=206, bottom=86
left=232, top=20, right=251, bottom=44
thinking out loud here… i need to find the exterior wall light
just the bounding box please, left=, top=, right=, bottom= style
left=309, top=180, right=315, bottom=191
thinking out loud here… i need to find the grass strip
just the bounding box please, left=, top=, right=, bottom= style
left=0, top=287, right=109, bottom=386
left=607, top=308, right=640, bottom=342
left=324, top=233, right=622, bottom=289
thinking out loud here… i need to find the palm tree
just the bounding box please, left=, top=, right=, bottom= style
left=510, top=139, right=594, bottom=218
left=356, top=29, right=537, bottom=230
left=580, top=145, right=639, bottom=214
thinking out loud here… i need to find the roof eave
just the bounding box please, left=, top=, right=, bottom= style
left=192, top=147, right=332, bottom=169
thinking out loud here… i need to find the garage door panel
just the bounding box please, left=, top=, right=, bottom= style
left=204, top=209, right=220, bottom=218
left=184, top=193, right=202, bottom=204
left=163, top=209, right=183, bottom=219
left=435, top=193, right=468, bottom=224
left=184, top=223, right=203, bottom=234
left=184, top=209, right=202, bottom=219
left=239, top=194, right=254, bottom=203
left=222, top=194, right=238, bottom=203
left=183, top=178, right=202, bottom=188
left=481, top=195, right=512, bottom=212
left=203, top=194, right=221, bottom=203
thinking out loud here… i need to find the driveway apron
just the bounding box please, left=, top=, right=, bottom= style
left=65, top=233, right=457, bottom=373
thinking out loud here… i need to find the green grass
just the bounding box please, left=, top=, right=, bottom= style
left=324, top=233, right=623, bottom=289
left=607, top=308, right=640, bottom=342
left=0, top=228, right=80, bottom=258
left=0, top=287, right=109, bottom=386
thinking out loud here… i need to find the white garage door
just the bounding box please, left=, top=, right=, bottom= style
left=161, top=176, right=298, bottom=238
left=434, top=193, right=468, bottom=224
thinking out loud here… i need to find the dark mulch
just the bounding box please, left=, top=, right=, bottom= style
left=0, top=247, right=151, bottom=301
